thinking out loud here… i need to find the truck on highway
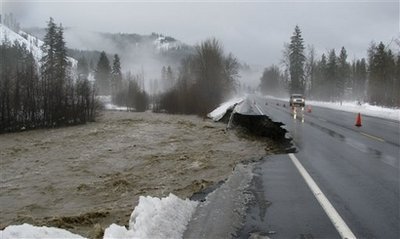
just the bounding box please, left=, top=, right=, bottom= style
left=289, top=94, right=305, bottom=107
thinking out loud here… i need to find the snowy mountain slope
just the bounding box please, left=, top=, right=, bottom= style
left=0, top=23, right=43, bottom=61
left=153, top=34, right=183, bottom=51
left=20, top=27, right=194, bottom=81
left=25, top=27, right=189, bottom=53
left=0, top=23, right=77, bottom=67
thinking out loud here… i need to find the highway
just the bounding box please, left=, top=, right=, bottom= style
left=240, top=95, right=400, bottom=238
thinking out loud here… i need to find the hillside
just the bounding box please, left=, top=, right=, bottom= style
left=0, top=23, right=77, bottom=67
left=23, top=27, right=194, bottom=73
left=0, top=23, right=43, bottom=62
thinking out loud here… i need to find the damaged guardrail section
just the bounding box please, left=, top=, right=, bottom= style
left=209, top=97, right=294, bottom=153
left=231, top=113, right=285, bottom=140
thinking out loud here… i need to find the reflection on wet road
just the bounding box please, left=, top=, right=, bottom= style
left=241, top=95, right=400, bottom=239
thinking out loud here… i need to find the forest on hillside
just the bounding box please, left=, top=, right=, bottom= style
left=0, top=18, right=98, bottom=133
left=260, top=26, right=400, bottom=107
left=1, top=17, right=399, bottom=133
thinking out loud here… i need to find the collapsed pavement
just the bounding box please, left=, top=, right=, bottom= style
left=209, top=97, right=294, bottom=153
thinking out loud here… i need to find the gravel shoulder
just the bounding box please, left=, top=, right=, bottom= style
left=0, top=110, right=277, bottom=237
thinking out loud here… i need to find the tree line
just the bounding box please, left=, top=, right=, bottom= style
left=95, top=38, right=239, bottom=116
left=93, top=51, right=149, bottom=112
left=260, top=25, right=400, bottom=107
left=155, top=38, right=239, bottom=116
left=0, top=18, right=98, bottom=133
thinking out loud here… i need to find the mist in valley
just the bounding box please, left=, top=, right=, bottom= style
left=1, top=2, right=399, bottom=237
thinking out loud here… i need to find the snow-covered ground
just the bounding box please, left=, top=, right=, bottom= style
left=104, top=194, right=197, bottom=239
left=208, top=97, right=244, bottom=121
left=0, top=24, right=44, bottom=62
left=0, top=223, right=85, bottom=239
left=307, top=100, right=400, bottom=121
left=0, top=23, right=77, bottom=67
left=98, top=95, right=129, bottom=111
left=153, top=35, right=183, bottom=51
left=265, top=95, right=400, bottom=122
left=0, top=194, right=197, bottom=239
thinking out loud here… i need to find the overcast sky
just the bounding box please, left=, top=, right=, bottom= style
left=2, top=0, right=399, bottom=66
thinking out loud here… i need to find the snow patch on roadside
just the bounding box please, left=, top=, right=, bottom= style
left=1, top=194, right=198, bottom=239
left=264, top=95, right=399, bottom=121
left=104, top=193, right=198, bottom=239
left=307, top=100, right=400, bottom=121
left=0, top=223, right=85, bottom=239
left=208, top=97, right=244, bottom=121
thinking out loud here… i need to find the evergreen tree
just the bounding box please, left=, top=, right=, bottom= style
left=352, top=58, right=367, bottom=101
left=305, top=45, right=316, bottom=97
left=161, top=66, right=167, bottom=90
left=23, top=51, right=40, bottom=124
left=288, top=25, right=306, bottom=94
left=53, top=24, right=68, bottom=123
left=314, top=54, right=327, bottom=100
left=166, top=66, right=174, bottom=90
left=394, top=55, right=400, bottom=106
left=95, top=51, right=111, bottom=95
left=77, top=56, right=89, bottom=77
left=385, top=49, right=397, bottom=106
left=367, top=42, right=396, bottom=106
left=40, top=17, right=57, bottom=123
left=1, top=17, right=97, bottom=132
left=111, top=54, right=122, bottom=102
left=40, top=17, right=68, bottom=124
left=337, top=47, right=350, bottom=99
left=326, top=49, right=337, bottom=101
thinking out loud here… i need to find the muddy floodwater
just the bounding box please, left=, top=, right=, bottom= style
left=0, top=111, right=277, bottom=237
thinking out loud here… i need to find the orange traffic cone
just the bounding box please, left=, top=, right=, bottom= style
left=355, top=113, right=362, bottom=127
left=307, top=105, right=312, bottom=113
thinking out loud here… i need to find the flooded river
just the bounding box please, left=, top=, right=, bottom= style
left=0, top=111, right=276, bottom=237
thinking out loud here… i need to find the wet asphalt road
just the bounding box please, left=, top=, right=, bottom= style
left=241, top=95, right=399, bottom=239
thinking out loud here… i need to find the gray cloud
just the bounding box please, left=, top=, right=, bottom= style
left=3, top=1, right=398, bottom=66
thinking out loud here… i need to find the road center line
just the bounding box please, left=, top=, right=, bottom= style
left=254, top=103, right=265, bottom=115
left=359, top=132, right=385, bottom=142
left=288, top=153, right=357, bottom=239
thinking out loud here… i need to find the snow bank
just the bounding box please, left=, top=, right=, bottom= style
left=1, top=24, right=77, bottom=67
left=97, top=95, right=129, bottom=111
left=307, top=100, right=400, bottom=121
left=0, top=223, right=85, bottom=239
left=0, top=24, right=43, bottom=62
left=264, top=95, right=399, bottom=121
left=104, top=193, right=198, bottom=239
left=207, top=97, right=244, bottom=121
left=104, top=104, right=129, bottom=111
left=1, top=194, right=197, bottom=239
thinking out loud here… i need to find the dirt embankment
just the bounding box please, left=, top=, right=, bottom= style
left=0, top=111, right=281, bottom=237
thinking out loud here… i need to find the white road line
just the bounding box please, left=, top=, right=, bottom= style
left=254, top=103, right=265, bottom=115
left=288, top=153, right=357, bottom=239
left=359, top=132, right=385, bottom=142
